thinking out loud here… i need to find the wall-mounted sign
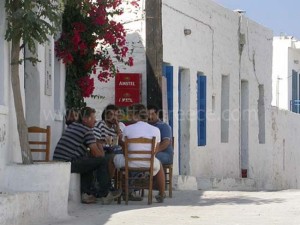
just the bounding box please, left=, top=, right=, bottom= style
left=115, top=89, right=141, bottom=107
left=115, top=73, right=142, bottom=107
left=115, top=73, right=141, bottom=90
left=45, top=39, right=52, bottom=96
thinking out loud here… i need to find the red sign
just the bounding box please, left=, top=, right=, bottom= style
left=115, top=89, right=141, bottom=107
left=115, top=73, right=141, bottom=90
left=115, top=73, right=142, bottom=107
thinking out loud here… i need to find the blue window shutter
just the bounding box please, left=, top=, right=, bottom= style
left=163, top=65, right=174, bottom=129
left=197, top=75, right=206, bottom=146
left=163, top=65, right=173, bottom=130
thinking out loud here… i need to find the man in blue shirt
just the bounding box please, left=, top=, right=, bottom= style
left=147, top=105, right=173, bottom=165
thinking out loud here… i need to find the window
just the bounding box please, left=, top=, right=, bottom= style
left=258, top=85, right=265, bottom=144
left=197, top=73, right=206, bottom=146
left=221, top=75, right=230, bottom=143
left=291, top=70, right=300, bottom=113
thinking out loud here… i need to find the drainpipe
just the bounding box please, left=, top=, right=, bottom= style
left=276, top=76, right=282, bottom=107
left=237, top=11, right=245, bottom=177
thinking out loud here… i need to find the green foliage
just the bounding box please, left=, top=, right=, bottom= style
left=5, top=0, right=64, bottom=64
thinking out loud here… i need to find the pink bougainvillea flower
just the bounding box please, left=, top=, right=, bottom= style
left=131, top=1, right=139, bottom=7
left=128, top=57, right=134, bottom=66
left=55, top=0, right=138, bottom=105
left=72, top=22, right=86, bottom=33
left=78, top=76, right=95, bottom=97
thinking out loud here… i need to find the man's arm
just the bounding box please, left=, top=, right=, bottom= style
left=88, top=142, right=105, bottom=157
left=156, top=138, right=171, bottom=153
left=156, top=123, right=172, bottom=153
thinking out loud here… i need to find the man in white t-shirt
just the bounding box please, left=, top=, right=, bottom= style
left=114, top=104, right=166, bottom=203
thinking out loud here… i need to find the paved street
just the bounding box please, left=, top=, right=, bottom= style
left=39, top=190, right=300, bottom=225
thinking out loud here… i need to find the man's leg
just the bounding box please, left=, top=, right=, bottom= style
left=156, top=152, right=173, bottom=164
left=71, top=157, right=110, bottom=197
left=94, top=157, right=112, bottom=197
left=154, top=162, right=166, bottom=203
left=155, top=164, right=166, bottom=195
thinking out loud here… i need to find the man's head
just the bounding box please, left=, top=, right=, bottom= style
left=147, top=105, right=160, bottom=124
left=129, top=104, right=148, bottom=122
left=78, top=107, right=96, bottom=128
left=65, top=108, right=79, bottom=126
left=101, top=104, right=119, bottom=125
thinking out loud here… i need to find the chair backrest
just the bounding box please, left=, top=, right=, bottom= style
left=123, top=136, right=156, bottom=171
left=28, top=126, right=51, bottom=162
left=123, top=136, right=156, bottom=204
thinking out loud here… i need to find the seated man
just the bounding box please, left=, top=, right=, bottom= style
left=53, top=107, right=121, bottom=204
left=93, top=104, right=122, bottom=179
left=114, top=104, right=166, bottom=203
left=94, top=104, right=122, bottom=144
left=147, top=105, right=173, bottom=165
left=94, top=104, right=141, bottom=201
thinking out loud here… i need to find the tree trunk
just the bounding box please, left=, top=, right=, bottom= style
left=11, top=37, right=33, bottom=164
left=146, top=0, right=163, bottom=108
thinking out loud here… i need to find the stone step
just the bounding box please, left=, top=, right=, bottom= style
left=197, top=177, right=258, bottom=191
left=0, top=191, right=48, bottom=225
left=68, top=173, right=81, bottom=204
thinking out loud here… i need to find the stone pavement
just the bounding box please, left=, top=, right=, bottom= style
left=40, top=190, right=300, bottom=225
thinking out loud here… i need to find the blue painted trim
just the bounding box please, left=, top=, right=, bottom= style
left=163, top=64, right=174, bottom=130
left=178, top=69, right=182, bottom=175
left=197, top=75, right=206, bottom=146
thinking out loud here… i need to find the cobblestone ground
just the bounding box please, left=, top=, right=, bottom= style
left=40, top=190, right=300, bottom=225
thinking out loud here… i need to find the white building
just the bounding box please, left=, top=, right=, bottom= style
left=91, top=0, right=300, bottom=191
left=272, top=36, right=300, bottom=111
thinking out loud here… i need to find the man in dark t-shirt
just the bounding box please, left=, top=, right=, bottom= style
left=53, top=107, right=121, bottom=204
left=147, top=105, right=173, bottom=165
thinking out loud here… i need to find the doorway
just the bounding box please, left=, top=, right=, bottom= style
left=178, top=68, right=190, bottom=175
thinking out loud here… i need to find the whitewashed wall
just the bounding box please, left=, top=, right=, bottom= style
left=0, top=1, right=9, bottom=189
left=25, top=39, right=66, bottom=159
left=0, top=1, right=66, bottom=177
left=268, top=107, right=300, bottom=189
left=162, top=0, right=273, bottom=181
left=0, top=0, right=24, bottom=191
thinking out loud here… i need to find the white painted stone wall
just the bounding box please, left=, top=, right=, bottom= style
left=0, top=192, right=48, bottom=225
left=25, top=39, right=66, bottom=160
left=162, top=0, right=273, bottom=181
left=267, top=107, right=300, bottom=189
left=0, top=1, right=23, bottom=192
left=4, top=162, right=71, bottom=219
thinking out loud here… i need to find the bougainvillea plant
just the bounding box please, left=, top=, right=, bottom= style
left=55, top=0, right=138, bottom=108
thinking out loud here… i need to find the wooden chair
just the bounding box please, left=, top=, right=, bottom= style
left=163, top=136, right=174, bottom=198
left=28, top=126, right=51, bottom=162
left=117, top=136, right=156, bottom=205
